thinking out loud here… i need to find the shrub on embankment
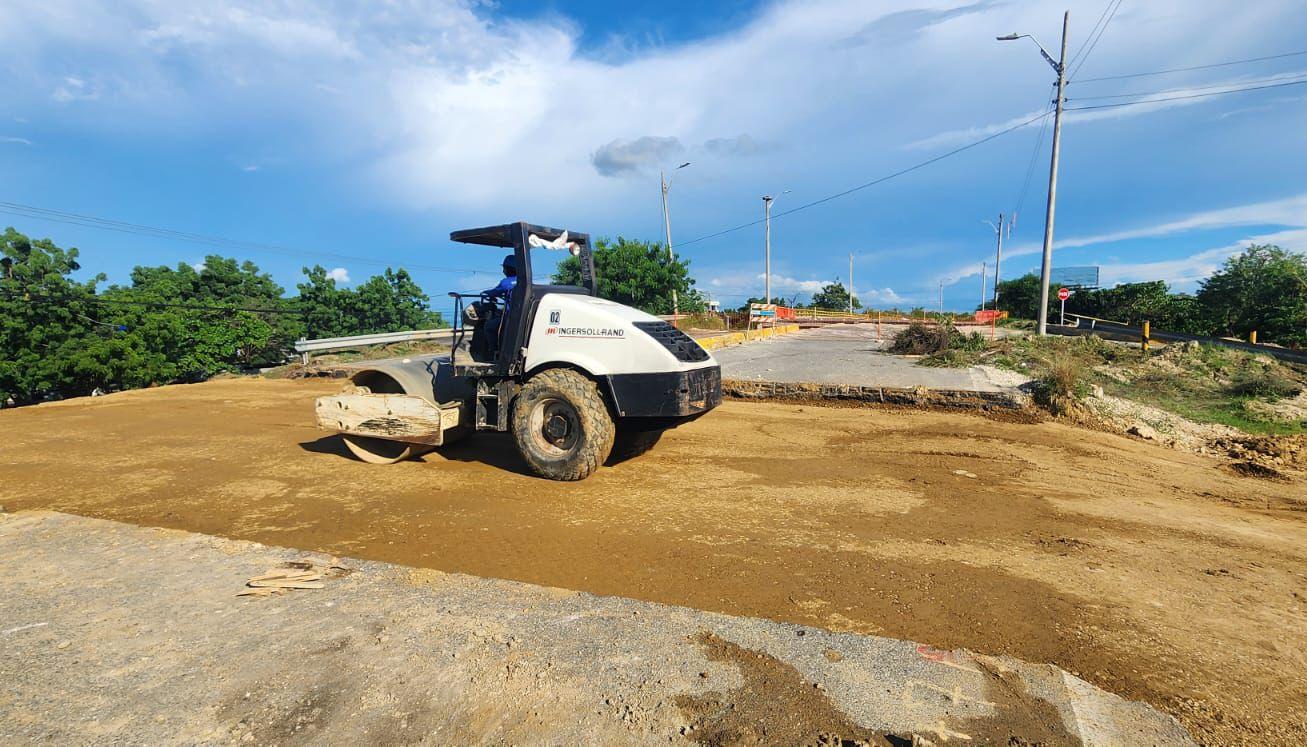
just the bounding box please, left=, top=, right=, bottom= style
left=990, top=244, right=1307, bottom=349
left=901, top=328, right=1307, bottom=434
left=887, top=321, right=986, bottom=359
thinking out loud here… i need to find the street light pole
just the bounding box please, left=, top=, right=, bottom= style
left=762, top=195, right=774, bottom=304
left=848, top=253, right=854, bottom=314
left=984, top=213, right=1006, bottom=309
left=660, top=162, right=691, bottom=324
left=999, top=11, right=1069, bottom=336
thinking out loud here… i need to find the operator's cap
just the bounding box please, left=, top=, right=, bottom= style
left=502, top=254, right=516, bottom=270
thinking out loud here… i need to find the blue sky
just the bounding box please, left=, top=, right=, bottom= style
left=2, top=0, right=1306, bottom=310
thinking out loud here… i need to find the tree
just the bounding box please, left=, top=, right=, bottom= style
left=297, top=265, right=443, bottom=339
left=809, top=282, right=860, bottom=310
left=0, top=227, right=450, bottom=405
left=99, top=257, right=303, bottom=380
left=0, top=228, right=104, bottom=403
left=736, top=296, right=788, bottom=311
left=552, top=236, right=705, bottom=315
left=990, top=274, right=1045, bottom=320
left=1197, top=245, right=1307, bottom=347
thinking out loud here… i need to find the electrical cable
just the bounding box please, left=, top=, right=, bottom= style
left=677, top=109, right=1053, bottom=249
left=1066, top=0, right=1118, bottom=72
left=0, top=202, right=494, bottom=276
left=1067, top=71, right=1307, bottom=101
left=1068, top=0, right=1124, bottom=81
left=1064, top=77, right=1307, bottom=111
left=1072, top=49, right=1307, bottom=84
left=1, top=287, right=306, bottom=315
left=1013, top=88, right=1055, bottom=224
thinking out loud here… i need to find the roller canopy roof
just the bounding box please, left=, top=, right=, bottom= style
left=449, top=222, right=591, bottom=248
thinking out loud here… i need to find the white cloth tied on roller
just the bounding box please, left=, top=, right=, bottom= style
left=528, top=231, right=580, bottom=255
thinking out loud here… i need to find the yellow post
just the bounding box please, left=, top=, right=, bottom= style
left=877, top=311, right=882, bottom=340
left=1250, top=330, right=1258, bottom=345
left=1142, top=320, right=1150, bottom=352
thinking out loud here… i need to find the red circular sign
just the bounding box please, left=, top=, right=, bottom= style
left=1057, top=287, right=1070, bottom=301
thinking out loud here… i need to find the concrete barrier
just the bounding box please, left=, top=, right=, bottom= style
left=695, top=323, right=800, bottom=352
left=723, top=379, right=1031, bottom=412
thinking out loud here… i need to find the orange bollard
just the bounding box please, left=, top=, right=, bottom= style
left=1250, top=330, right=1258, bottom=344
left=1142, top=320, right=1151, bottom=352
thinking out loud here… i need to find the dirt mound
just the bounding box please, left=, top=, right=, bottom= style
left=1081, top=389, right=1238, bottom=451
left=1209, top=434, right=1307, bottom=470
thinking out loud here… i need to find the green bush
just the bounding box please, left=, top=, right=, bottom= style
left=889, top=322, right=984, bottom=356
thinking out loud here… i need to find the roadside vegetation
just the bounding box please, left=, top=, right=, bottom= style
left=898, top=323, right=1307, bottom=435
left=1, top=227, right=443, bottom=405
left=991, top=244, right=1307, bottom=348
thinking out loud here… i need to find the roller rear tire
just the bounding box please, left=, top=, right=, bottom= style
left=342, top=434, right=433, bottom=465
left=511, top=369, right=615, bottom=481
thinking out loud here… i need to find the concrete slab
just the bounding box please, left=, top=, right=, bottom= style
left=714, top=324, right=1026, bottom=393
left=0, top=511, right=1191, bottom=745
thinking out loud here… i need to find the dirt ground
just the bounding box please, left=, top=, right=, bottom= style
left=3, top=377, right=1305, bottom=745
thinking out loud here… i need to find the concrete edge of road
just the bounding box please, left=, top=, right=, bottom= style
left=0, top=510, right=1194, bottom=746
left=722, top=378, right=1031, bottom=412
left=694, top=323, right=800, bottom=351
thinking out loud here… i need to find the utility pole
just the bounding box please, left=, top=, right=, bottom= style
left=762, top=195, right=774, bottom=304
left=938, top=280, right=944, bottom=318
left=992, top=213, right=1005, bottom=309
left=848, top=253, right=854, bottom=314
left=998, top=12, right=1069, bottom=335
left=980, top=261, right=987, bottom=312
left=660, top=162, right=690, bottom=323
left=1038, top=12, right=1069, bottom=336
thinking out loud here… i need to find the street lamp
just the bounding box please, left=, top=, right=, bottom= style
left=982, top=214, right=1005, bottom=311
left=998, top=12, right=1069, bottom=336
left=760, top=189, right=790, bottom=304
left=661, top=162, right=691, bottom=323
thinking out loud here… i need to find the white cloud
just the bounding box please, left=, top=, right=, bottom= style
left=241, top=164, right=259, bottom=172
left=1097, top=228, right=1307, bottom=289
left=937, top=193, right=1307, bottom=286
left=326, top=266, right=350, bottom=284
left=51, top=76, right=98, bottom=102
left=1, top=135, right=31, bottom=145
left=190, top=261, right=206, bottom=272
left=3, top=0, right=1304, bottom=308
left=7, top=0, right=1295, bottom=215
left=861, top=287, right=905, bottom=305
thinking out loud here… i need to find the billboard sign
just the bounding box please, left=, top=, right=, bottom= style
left=1049, top=266, right=1100, bottom=289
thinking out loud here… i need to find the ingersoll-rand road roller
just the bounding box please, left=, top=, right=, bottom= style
left=315, top=221, right=722, bottom=481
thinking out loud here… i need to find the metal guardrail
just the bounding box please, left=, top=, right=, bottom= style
left=294, top=328, right=454, bottom=364
left=1060, top=315, right=1307, bottom=365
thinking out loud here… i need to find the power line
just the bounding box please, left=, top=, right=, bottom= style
left=1066, top=0, right=1117, bottom=72
left=1, top=288, right=306, bottom=315
left=0, top=202, right=494, bottom=276
left=1073, top=49, right=1307, bottom=84
left=677, top=108, right=1053, bottom=249
left=1064, top=77, right=1307, bottom=111
left=1068, top=0, right=1123, bottom=81
left=1013, top=88, right=1055, bottom=223
left=1068, top=72, right=1307, bottom=101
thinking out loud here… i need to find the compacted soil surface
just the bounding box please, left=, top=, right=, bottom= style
left=3, top=377, right=1304, bottom=744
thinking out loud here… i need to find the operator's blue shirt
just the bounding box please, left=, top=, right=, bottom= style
left=485, top=275, right=516, bottom=302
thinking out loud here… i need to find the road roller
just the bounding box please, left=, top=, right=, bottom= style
left=315, top=221, right=722, bottom=481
